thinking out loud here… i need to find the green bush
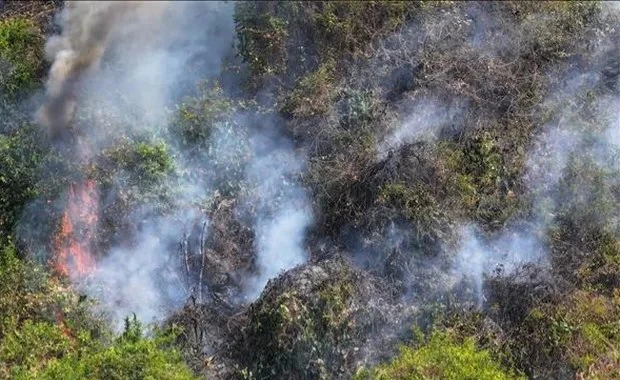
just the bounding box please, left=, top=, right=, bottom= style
left=354, top=332, right=524, bottom=380
left=36, top=318, right=198, bottom=380
left=0, top=122, right=70, bottom=244
left=92, top=139, right=174, bottom=209
left=0, top=17, right=44, bottom=98
left=0, top=243, right=105, bottom=378
left=238, top=263, right=380, bottom=380
left=234, top=2, right=291, bottom=76
left=0, top=321, right=73, bottom=378
left=172, top=80, right=234, bottom=149
left=377, top=182, right=450, bottom=251
left=437, top=134, right=519, bottom=229
left=0, top=125, right=45, bottom=239
left=312, top=1, right=415, bottom=58
left=0, top=243, right=197, bottom=380
left=234, top=1, right=418, bottom=83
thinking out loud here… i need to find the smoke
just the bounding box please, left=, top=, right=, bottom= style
left=452, top=31, right=620, bottom=306
left=36, top=0, right=235, bottom=151
left=377, top=95, right=465, bottom=159
left=242, top=129, right=313, bottom=300
left=37, top=2, right=158, bottom=139
left=85, top=210, right=197, bottom=327
left=36, top=1, right=237, bottom=328
left=25, top=0, right=618, bottom=340
left=453, top=224, right=547, bottom=306
left=29, top=1, right=315, bottom=327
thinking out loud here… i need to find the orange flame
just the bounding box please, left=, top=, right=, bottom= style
left=53, top=179, right=99, bottom=277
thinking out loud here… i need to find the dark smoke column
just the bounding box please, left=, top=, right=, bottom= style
left=36, top=1, right=140, bottom=139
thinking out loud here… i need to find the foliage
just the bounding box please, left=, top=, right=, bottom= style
left=234, top=2, right=291, bottom=76
left=0, top=1, right=619, bottom=380
left=312, top=1, right=416, bottom=58
left=0, top=17, right=44, bottom=99
left=0, top=243, right=104, bottom=378
left=170, top=81, right=251, bottom=198
left=172, top=80, right=235, bottom=150
left=0, top=124, right=46, bottom=240
left=438, top=134, right=520, bottom=228
left=377, top=182, right=450, bottom=251
left=354, top=331, right=524, bottom=380
left=234, top=1, right=419, bottom=84
left=36, top=317, right=198, bottom=380
left=91, top=138, right=175, bottom=213
left=0, top=243, right=197, bottom=380
left=549, top=151, right=620, bottom=287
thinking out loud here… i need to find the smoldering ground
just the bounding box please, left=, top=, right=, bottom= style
left=11, top=4, right=620, bottom=377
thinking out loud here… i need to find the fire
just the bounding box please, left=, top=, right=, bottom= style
left=53, top=179, right=99, bottom=277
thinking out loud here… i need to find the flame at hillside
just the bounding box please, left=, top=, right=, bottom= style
left=53, top=180, right=99, bottom=278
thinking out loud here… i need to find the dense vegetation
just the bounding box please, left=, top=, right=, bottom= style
left=1, top=1, right=619, bottom=379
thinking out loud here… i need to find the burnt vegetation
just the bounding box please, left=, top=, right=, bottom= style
left=1, top=1, right=619, bottom=380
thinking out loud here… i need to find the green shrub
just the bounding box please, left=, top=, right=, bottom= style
left=377, top=182, right=450, bottom=251
left=92, top=139, right=174, bottom=209
left=549, top=152, right=620, bottom=287
left=234, top=1, right=418, bottom=83
left=0, top=321, right=73, bottom=378
left=0, top=245, right=197, bottom=379
left=437, top=134, right=519, bottom=229
left=0, top=243, right=106, bottom=378
left=559, top=290, right=620, bottom=375
left=0, top=125, right=44, bottom=238
left=238, top=263, right=380, bottom=380
left=172, top=80, right=234, bottom=149
left=312, top=1, right=415, bottom=58
left=354, top=332, right=523, bottom=380
left=0, top=122, right=70, bottom=244
left=508, top=2, right=602, bottom=62
left=0, top=17, right=44, bottom=98
left=36, top=318, right=198, bottom=380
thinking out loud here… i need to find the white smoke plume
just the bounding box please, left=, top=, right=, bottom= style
left=38, top=1, right=233, bottom=328
left=33, top=1, right=314, bottom=327
left=377, top=96, right=465, bottom=160
left=453, top=43, right=620, bottom=306
left=453, top=224, right=547, bottom=305
left=85, top=210, right=198, bottom=327
left=242, top=130, right=313, bottom=300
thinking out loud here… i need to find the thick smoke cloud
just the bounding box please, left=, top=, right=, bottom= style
left=37, top=2, right=162, bottom=139
left=85, top=210, right=197, bottom=327
left=37, top=1, right=234, bottom=327
left=34, top=1, right=313, bottom=327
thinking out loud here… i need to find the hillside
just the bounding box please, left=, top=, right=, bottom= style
left=0, top=1, right=619, bottom=379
